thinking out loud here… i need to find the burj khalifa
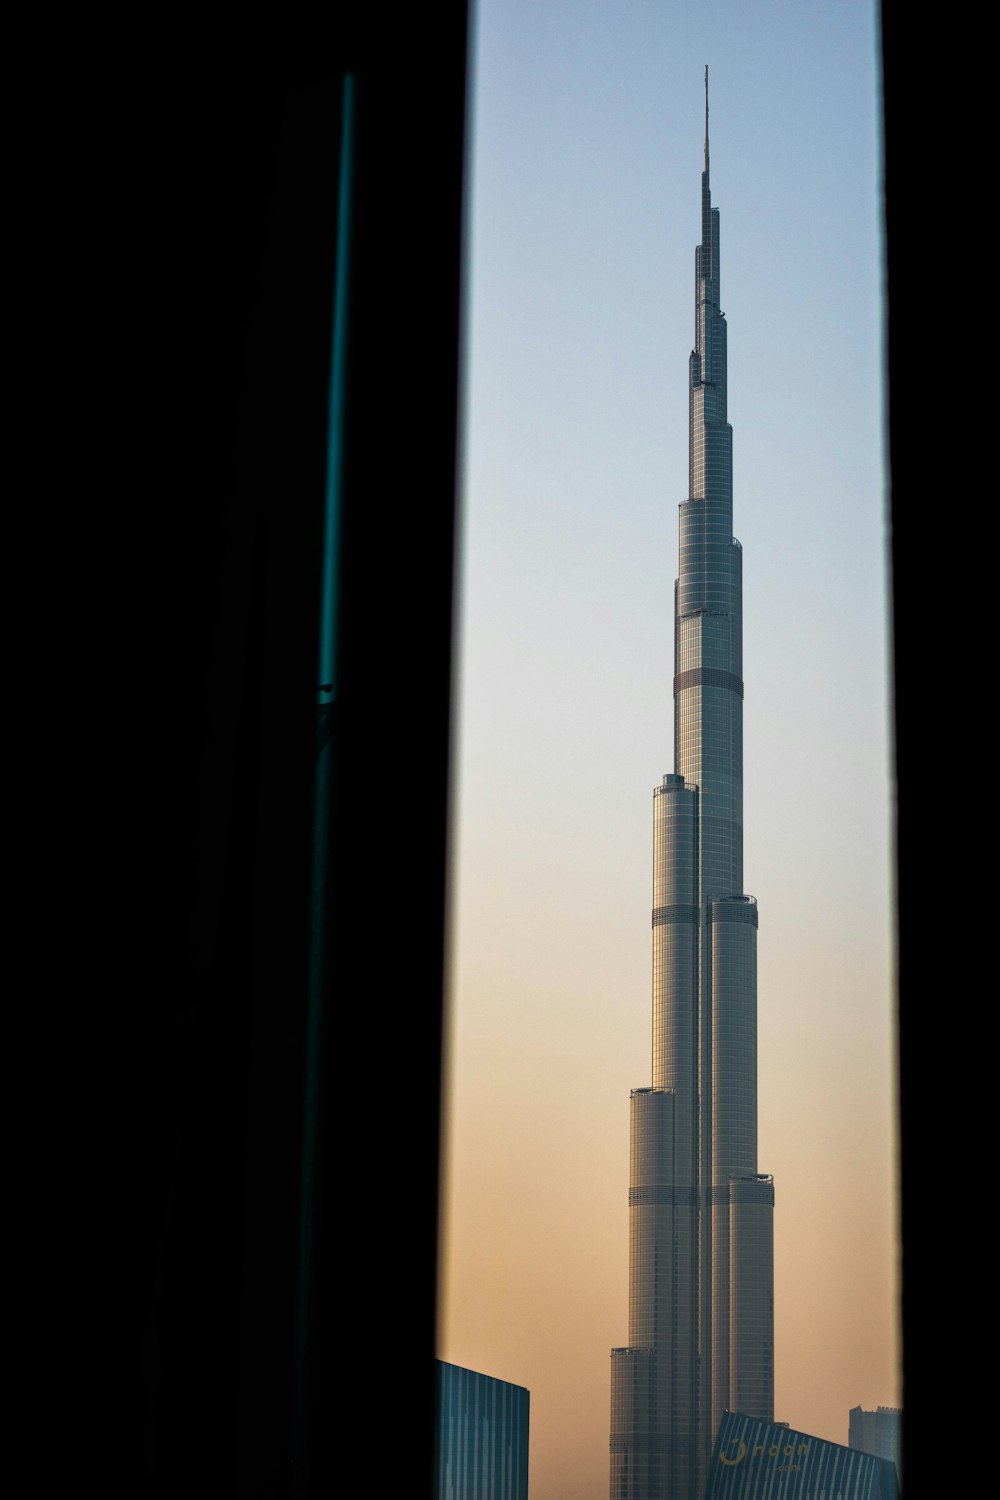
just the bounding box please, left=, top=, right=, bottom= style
left=610, top=73, right=775, bottom=1500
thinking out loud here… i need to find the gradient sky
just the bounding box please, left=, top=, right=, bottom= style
left=439, top=5, right=896, bottom=1498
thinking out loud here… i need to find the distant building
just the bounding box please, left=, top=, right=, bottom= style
left=435, top=1360, right=529, bottom=1500
left=609, top=70, right=773, bottom=1500
left=706, top=1412, right=900, bottom=1499
left=849, top=1404, right=902, bottom=1489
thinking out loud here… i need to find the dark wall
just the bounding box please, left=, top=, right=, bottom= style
left=117, top=14, right=469, bottom=1492
left=880, top=4, right=954, bottom=1489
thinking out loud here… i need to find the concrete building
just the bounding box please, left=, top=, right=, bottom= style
left=610, top=72, right=774, bottom=1500
left=849, top=1405, right=902, bottom=1490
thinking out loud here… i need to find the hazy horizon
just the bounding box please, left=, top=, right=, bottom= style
left=440, top=6, right=896, bottom=1497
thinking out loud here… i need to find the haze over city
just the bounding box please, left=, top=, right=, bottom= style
left=439, top=5, right=895, bottom=1500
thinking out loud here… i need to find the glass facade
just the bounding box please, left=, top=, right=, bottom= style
left=436, top=1361, right=529, bottom=1500
left=610, top=75, right=775, bottom=1500
left=706, top=1413, right=901, bottom=1500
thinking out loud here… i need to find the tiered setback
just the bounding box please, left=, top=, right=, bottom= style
left=611, top=78, right=774, bottom=1500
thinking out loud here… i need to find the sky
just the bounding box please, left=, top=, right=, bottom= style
left=438, top=5, right=895, bottom=1498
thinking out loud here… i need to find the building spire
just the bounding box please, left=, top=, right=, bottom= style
left=704, top=65, right=709, bottom=178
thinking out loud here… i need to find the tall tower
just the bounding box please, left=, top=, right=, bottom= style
left=610, top=72, right=774, bottom=1500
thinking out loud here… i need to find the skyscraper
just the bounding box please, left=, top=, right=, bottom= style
left=610, top=73, right=774, bottom=1500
